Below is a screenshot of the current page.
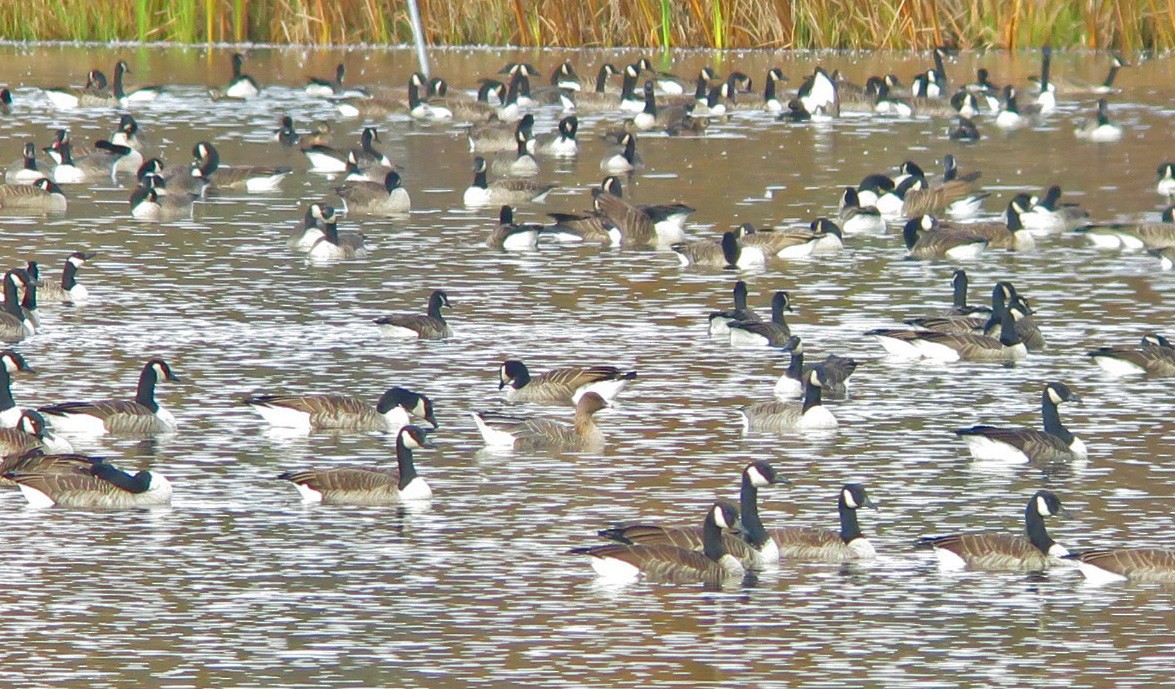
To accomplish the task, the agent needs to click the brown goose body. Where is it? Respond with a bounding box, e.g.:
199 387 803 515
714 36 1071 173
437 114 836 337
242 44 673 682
499 360 636 405
472 392 607 451
374 290 453 340
277 426 434 505
1066 548 1175 584
918 490 1070 572
3 450 173 508
1088 335 1175 377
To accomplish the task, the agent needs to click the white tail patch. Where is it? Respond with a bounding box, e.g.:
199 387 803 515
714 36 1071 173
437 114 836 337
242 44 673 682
17 484 57 508
962 435 1030 463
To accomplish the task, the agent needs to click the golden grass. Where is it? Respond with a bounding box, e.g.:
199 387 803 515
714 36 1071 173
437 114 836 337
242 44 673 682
0 0 1172 50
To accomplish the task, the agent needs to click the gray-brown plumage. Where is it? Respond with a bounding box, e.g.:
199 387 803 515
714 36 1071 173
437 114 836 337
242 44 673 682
192 141 291 191
917 490 1071 572
373 290 453 340
542 208 618 246
244 386 437 433
571 500 746 584
1088 334 1175 377
591 185 657 248
0 411 73 465
898 169 983 217
498 359 636 405
2 450 173 508
463 156 555 207
1065 548 1175 583
941 199 1034 250
276 425 434 505
31 251 93 304
869 306 1029 363
1078 206 1175 251
728 291 791 347
771 484 877 562
335 171 410 216
0 270 35 342
741 368 838 432
736 222 828 258
772 336 857 400
468 113 534 154
471 391 607 451
955 382 1087 463
485 205 540 251
0 178 68 213
980 284 1045 351
902 215 989 260
37 359 180 436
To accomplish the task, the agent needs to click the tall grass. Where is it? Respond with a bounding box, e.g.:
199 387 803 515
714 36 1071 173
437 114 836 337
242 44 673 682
0 0 1171 49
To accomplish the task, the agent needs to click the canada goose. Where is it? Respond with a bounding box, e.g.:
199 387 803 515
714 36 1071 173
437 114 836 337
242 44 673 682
758 68 787 113
796 67 839 118
42 137 128 184
600 132 639 173
917 490 1071 572
38 359 180 436
498 359 636 405
980 283 1045 351
111 59 162 102
108 114 149 168
135 157 207 199
0 178 68 214
533 115 579 158
0 410 74 458
729 291 792 347
3 451 173 508
486 205 540 251
374 290 452 340
902 215 988 260
671 231 766 270
1059 54 1127 96
245 386 437 433
216 52 260 99
274 115 300 146
129 178 198 222
855 172 896 208
902 268 990 333
7 142 45 183
1064 547 1175 584
896 170 984 219
193 141 291 192
944 269 991 317
463 156 555 207
737 220 842 259
629 80 694 132
634 57 693 96
570 500 745 585
304 63 366 99
541 208 620 246
335 170 410 217
0 271 34 342
406 72 453 121
598 462 785 568
303 126 391 173
490 127 540 178
838 187 885 234
43 69 113 109
468 113 534 154
1032 46 1058 114
33 251 93 305
307 216 368 261
0 349 34 426
1076 206 1175 251
11 267 38 334
949 116 981 142
1088 334 1175 377
708 280 760 336
555 64 621 114
277 425 435 505
994 86 1038 130
772 484 877 562
740 368 837 432
590 176 691 247
471 391 607 451
773 336 857 400
1157 163 1175 200
956 382 1087 463
937 200 1034 251
869 306 1028 363
1019 186 1090 234
1074 99 1123 143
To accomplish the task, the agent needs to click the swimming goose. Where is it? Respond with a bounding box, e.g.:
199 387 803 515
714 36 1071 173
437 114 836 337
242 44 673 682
304 63 366 98
42 137 128 184
498 359 636 405
1022 185 1091 232
490 127 540 178
245 386 436 433
0 178 68 214
472 391 607 451
671 231 766 270
944 269 992 317
773 336 857 400
956 382 1087 463
0 349 34 426
274 115 300 146
796 67 840 119
277 425 435 505
902 215 988 260
541 208 620 246
729 291 793 347
0 410 74 457
463 156 555 207
33 251 93 305
897 170 984 219
0 271 35 342
838 187 885 235
772 484 877 562
869 306 1028 363
11 268 38 334
307 216 369 261
949 116 982 142
43 69 112 109
1088 334 1175 377
1157 163 1175 200
572 500 744 585
4 450 173 508
937 200 1034 251
917 490 1071 572
1064 547 1175 584
740 368 837 432
737 220 843 258
468 113 534 154
335 170 411 216
994 86 1037 130
598 462 785 568
7 142 45 184
1032 46 1058 114
980 283 1045 351
129 177 198 222
193 141 292 192
303 126 391 173
405 72 454 121
485 205 540 251
708 280 760 336
38 359 180 436
599 132 640 173
216 52 260 99
1074 99 1123 143
634 57 693 96
533 115 579 158
111 59 162 103
1077 206 1175 251
373 290 452 340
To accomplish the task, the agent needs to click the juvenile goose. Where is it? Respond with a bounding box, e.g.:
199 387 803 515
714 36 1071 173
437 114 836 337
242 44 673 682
671 231 766 270
193 141 292 192
707 280 760 336
1087 334 1175 377
463 156 555 207
598 462 785 568
498 360 636 405
0 178 68 214
3 451 173 508
728 291 792 347
771 484 877 562
868 307 1028 363
956 382 1087 463
772 336 857 400
245 386 436 433
335 170 411 216
740 368 837 433
902 215 989 260
1064 547 1175 584
0 410 74 457
917 490 1071 572
34 251 93 305
486 205 541 251
0 349 35 426
373 290 452 340
277 425 435 505
571 500 745 584
216 52 260 99
0 271 35 342
472 391 607 451
38 359 180 436
1074 98 1123 143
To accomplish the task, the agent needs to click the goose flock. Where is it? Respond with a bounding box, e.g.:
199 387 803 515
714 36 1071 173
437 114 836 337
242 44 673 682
0 46 1172 597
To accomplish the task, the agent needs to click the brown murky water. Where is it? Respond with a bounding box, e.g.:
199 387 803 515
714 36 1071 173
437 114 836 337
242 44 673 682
0 44 1172 687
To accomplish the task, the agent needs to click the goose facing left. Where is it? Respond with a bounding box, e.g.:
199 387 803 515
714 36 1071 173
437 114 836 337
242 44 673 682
37 359 180 436
0 270 35 342
3 451 173 508
498 359 636 405
955 382 1087 463
244 386 437 433
277 425 435 505
0 349 35 427
917 490 1071 572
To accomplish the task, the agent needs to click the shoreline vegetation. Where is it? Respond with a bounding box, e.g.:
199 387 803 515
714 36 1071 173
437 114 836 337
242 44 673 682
2 1 1173 51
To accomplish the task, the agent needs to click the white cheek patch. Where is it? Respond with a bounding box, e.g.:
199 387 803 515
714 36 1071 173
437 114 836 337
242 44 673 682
747 465 769 487
1036 495 1051 516
1047 387 1063 404
843 489 858 509
713 506 731 529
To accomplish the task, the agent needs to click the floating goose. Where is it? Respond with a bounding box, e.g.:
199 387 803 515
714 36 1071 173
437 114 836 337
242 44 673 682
741 368 837 432
955 382 1087 463
471 392 607 451
373 290 453 340
771 484 876 562
38 359 180 436
244 386 437 433
498 360 636 405
3 450 172 508
917 490 1071 572
277 425 435 505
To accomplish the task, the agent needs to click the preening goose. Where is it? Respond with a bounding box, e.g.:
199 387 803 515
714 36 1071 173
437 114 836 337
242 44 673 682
277 425 435 505
3 450 173 508
498 360 636 405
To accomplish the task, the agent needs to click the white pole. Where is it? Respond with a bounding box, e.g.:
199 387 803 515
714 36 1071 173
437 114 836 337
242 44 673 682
406 0 430 79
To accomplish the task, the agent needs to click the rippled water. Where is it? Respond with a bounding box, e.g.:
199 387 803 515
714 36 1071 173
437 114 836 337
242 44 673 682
0 45 1172 686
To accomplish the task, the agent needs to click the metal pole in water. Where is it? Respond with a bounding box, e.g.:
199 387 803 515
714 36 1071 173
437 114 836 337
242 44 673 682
406 0 430 80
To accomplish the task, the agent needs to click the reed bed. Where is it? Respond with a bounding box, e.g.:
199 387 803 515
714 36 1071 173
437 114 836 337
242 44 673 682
1 0 1172 50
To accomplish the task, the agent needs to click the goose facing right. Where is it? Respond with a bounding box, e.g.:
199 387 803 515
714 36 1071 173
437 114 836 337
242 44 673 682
772 336 857 400
498 360 636 405
918 490 1071 572
3 451 173 508
244 386 437 433
35 251 95 304
741 368 837 433
277 425 435 505
771 484 877 562
37 359 180 436
955 382 1087 463
728 290 792 347
335 170 411 216
0 349 36 427
471 391 607 451
373 290 453 340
